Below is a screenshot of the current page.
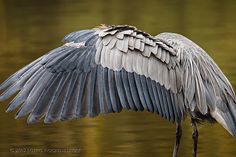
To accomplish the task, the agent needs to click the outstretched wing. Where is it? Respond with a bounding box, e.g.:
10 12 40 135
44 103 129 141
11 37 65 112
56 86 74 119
0 25 186 124
155 32 236 136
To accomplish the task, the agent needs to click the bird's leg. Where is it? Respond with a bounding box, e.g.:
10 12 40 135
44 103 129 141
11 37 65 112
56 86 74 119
191 119 198 157
172 123 182 157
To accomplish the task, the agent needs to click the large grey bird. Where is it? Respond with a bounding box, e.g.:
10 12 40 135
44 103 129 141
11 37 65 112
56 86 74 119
0 25 236 157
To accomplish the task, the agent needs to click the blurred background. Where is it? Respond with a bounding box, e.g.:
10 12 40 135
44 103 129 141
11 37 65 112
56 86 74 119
0 0 236 157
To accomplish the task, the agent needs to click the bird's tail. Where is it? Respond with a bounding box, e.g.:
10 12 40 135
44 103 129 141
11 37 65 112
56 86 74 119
211 96 236 137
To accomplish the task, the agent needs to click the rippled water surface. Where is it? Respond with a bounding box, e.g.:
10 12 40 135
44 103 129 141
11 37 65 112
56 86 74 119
1 0 236 157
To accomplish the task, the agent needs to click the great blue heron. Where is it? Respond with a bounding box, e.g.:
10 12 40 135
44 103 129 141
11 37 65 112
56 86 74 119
0 25 235 157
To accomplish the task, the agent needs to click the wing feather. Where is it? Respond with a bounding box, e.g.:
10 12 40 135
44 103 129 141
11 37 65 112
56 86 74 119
140 75 154 112
114 71 129 109
134 73 148 110
44 72 71 123
6 67 45 112
27 73 62 123
127 72 143 111
15 71 54 119
121 70 136 110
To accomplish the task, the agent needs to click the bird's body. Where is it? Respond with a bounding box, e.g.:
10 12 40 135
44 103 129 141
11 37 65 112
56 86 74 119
0 25 236 157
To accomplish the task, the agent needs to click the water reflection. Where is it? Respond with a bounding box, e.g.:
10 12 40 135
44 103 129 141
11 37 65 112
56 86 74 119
0 0 236 157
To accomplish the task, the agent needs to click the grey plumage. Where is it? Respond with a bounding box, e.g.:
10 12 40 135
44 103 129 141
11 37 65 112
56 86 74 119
151 81 162 116
134 73 148 110
127 72 143 111
60 71 79 120
114 71 129 109
1 25 236 154
140 75 154 112
45 72 71 123
121 70 136 110
108 69 122 112
146 78 157 113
